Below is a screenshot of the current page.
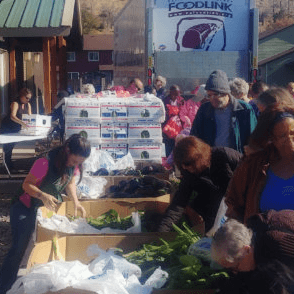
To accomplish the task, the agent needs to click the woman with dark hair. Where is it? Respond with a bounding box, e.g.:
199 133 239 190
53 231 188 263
1 88 33 170
244 88 294 156
226 90 294 223
157 136 242 232
0 134 91 294
249 80 269 117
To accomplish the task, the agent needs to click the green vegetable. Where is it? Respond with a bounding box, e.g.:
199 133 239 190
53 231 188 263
124 222 230 289
86 209 144 231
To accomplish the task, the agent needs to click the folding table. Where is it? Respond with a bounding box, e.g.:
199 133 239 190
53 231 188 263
0 133 47 177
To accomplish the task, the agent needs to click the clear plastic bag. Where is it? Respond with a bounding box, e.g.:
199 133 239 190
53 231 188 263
77 176 108 199
206 197 228 237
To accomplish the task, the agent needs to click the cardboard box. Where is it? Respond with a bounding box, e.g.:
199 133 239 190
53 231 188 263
64 98 100 118
100 142 128 159
100 122 128 141
128 122 162 139
20 114 52 135
65 117 100 141
129 143 162 160
26 232 211 294
128 97 165 122
36 194 172 242
100 98 128 121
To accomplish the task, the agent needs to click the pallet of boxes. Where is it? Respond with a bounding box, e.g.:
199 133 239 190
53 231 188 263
13 93 221 294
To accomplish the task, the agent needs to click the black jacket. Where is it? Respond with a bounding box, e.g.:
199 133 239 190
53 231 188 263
157 147 242 232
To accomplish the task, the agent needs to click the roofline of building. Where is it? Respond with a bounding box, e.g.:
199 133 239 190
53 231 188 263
259 46 294 66
259 23 294 40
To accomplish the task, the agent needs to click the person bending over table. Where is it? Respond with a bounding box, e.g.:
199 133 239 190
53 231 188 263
0 134 91 294
225 97 294 223
157 136 242 233
0 88 32 170
211 210 294 294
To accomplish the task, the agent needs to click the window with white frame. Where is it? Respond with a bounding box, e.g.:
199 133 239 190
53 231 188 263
68 72 79 80
88 51 99 62
67 52 76 62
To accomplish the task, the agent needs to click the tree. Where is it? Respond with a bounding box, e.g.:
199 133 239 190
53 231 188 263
81 9 103 34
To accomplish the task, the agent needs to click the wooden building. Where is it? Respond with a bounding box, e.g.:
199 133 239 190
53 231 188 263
258 24 294 86
67 34 114 93
0 0 83 116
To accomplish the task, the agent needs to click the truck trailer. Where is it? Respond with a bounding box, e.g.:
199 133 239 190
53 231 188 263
113 0 259 92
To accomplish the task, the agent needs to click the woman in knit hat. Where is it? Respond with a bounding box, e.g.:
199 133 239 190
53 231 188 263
211 210 294 294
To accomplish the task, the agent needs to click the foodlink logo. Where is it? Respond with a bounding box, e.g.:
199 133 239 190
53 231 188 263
169 1 232 12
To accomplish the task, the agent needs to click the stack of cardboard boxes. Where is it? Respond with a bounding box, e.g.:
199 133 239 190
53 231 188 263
64 93 166 161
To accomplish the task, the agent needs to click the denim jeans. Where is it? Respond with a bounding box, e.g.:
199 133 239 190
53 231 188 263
0 201 37 294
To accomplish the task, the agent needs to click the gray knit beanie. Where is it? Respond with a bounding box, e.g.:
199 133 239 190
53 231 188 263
205 70 231 94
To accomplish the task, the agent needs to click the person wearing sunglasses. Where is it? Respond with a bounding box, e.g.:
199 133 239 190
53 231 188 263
190 70 257 154
211 210 294 294
0 88 32 171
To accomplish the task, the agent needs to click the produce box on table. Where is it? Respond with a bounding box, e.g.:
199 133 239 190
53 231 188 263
36 194 174 242
25 228 213 294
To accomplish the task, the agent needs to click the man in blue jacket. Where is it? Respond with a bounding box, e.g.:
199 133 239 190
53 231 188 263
190 70 257 153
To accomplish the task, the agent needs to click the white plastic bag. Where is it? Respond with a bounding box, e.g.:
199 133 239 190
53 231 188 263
8 261 93 294
113 152 135 170
144 267 168 289
87 245 142 278
37 211 142 235
83 147 101 173
206 197 228 237
77 176 108 199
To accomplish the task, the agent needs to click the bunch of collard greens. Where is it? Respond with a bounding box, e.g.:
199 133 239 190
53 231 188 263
123 223 230 290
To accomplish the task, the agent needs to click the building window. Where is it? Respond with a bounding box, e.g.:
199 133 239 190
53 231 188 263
88 51 99 62
67 52 76 62
68 72 79 80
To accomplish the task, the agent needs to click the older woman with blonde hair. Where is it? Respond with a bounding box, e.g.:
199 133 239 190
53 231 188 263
154 75 167 100
157 136 242 232
229 78 250 103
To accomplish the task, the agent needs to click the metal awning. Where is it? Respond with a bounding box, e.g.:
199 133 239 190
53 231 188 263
0 0 78 37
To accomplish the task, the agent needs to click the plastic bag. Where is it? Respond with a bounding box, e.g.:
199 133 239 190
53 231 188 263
83 147 101 173
7 260 93 294
37 211 141 235
163 115 182 139
187 237 213 264
206 198 228 237
77 176 108 199
87 245 142 278
144 267 168 289
166 104 179 116
113 152 135 170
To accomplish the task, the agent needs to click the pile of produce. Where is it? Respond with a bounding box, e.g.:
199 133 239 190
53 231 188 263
85 209 192 233
90 165 167 176
102 175 171 198
87 209 144 231
123 223 230 290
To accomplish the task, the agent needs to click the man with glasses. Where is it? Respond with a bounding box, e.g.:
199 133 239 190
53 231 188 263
190 70 257 153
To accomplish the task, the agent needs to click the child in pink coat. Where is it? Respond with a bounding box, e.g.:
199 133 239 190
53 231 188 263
179 85 206 129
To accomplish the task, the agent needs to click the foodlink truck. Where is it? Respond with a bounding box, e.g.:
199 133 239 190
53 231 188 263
113 0 259 92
